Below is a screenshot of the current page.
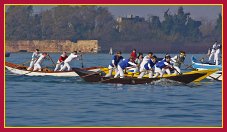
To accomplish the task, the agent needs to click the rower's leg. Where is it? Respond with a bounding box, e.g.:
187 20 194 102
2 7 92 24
173 66 181 74
138 71 145 78
119 66 124 78
114 66 121 78
27 60 35 70
154 67 161 78
209 52 214 62
105 68 113 77
148 70 154 78
65 63 71 71
54 63 60 71
60 64 67 71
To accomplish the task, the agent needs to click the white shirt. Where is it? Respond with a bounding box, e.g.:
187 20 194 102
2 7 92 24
64 53 78 63
31 52 41 61
211 43 217 53
35 54 46 64
140 55 150 68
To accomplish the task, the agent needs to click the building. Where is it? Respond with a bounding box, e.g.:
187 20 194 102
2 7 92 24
116 14 145 32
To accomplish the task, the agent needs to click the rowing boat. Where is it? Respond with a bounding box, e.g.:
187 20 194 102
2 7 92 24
191 56 222 70
5 61 102 77
73 68 217 84
191 56 222 81
100 67 217 82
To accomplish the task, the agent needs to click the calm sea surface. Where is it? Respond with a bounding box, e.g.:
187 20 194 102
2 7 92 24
5 53 222 127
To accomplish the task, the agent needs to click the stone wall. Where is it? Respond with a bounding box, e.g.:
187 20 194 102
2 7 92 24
5 40 99 53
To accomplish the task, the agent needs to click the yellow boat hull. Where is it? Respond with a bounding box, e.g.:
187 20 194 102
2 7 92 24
100 68 218 82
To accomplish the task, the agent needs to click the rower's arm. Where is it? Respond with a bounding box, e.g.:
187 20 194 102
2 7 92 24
128 62 137 67
164 62 173 68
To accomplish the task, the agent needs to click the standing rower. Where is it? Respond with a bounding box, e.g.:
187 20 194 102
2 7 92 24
134 53 143 72
33 53 48 71
60 51 79 71
138 56 157 78
54 52 68 71
27 49 42 70
105 51 123 77
114 57 137 78
208 41 217 63
214 43 221 65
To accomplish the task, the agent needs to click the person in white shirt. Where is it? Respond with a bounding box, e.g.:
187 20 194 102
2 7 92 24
27 49 42 70
208 41 217 62
105 51 123 77
33 53 48 71
139 52 153 72
153 55 173 78
54 52 68 71
60 51 79 71
171 51 186 74
138 56 157 78
214 44 221 65
114 57 137 78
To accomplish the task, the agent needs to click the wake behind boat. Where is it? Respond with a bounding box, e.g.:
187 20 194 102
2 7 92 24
5 61 102 77
73 68 217 85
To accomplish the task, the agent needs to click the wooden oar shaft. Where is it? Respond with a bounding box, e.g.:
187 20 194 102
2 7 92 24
48 54 56 66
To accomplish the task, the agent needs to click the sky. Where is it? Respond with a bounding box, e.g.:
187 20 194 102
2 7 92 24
32 5 222 21
106 6 222 21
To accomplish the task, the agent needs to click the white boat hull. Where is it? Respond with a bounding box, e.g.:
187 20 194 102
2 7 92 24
5 66 100 77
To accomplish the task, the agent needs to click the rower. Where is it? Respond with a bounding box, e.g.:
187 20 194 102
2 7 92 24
60 51 79 71
153 54 173 78
54 52 68 71
114 57 137 78
33 53 48 71
214 43 221 65
208 41 217 63
27 49 42 70
134 53 143 72
171 51 186 74
138 55 157 78
139 52 153 73
105 51 123 77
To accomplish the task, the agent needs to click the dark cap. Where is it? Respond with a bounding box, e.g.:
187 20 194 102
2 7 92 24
165 54 171 58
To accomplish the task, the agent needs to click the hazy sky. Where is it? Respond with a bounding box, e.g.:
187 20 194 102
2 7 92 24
32 5 222 21
106 6 222 21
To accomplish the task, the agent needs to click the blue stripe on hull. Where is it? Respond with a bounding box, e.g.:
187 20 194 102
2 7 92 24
191 56 222 70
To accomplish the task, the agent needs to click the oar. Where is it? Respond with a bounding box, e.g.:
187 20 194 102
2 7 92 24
172 66 182 75
9 60 31 71
80 71 102 78
185 55 208 70
208 74 222 81
182 63 197 70
47 54 56 66
80 54 84 68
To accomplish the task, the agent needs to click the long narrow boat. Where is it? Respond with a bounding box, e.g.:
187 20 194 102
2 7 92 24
73 68 217 84
191 56 222 70
5 62 102 77
100 67 217 82
191 56 222 81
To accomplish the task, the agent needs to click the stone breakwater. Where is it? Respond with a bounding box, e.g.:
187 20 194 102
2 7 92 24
6 40 99 53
